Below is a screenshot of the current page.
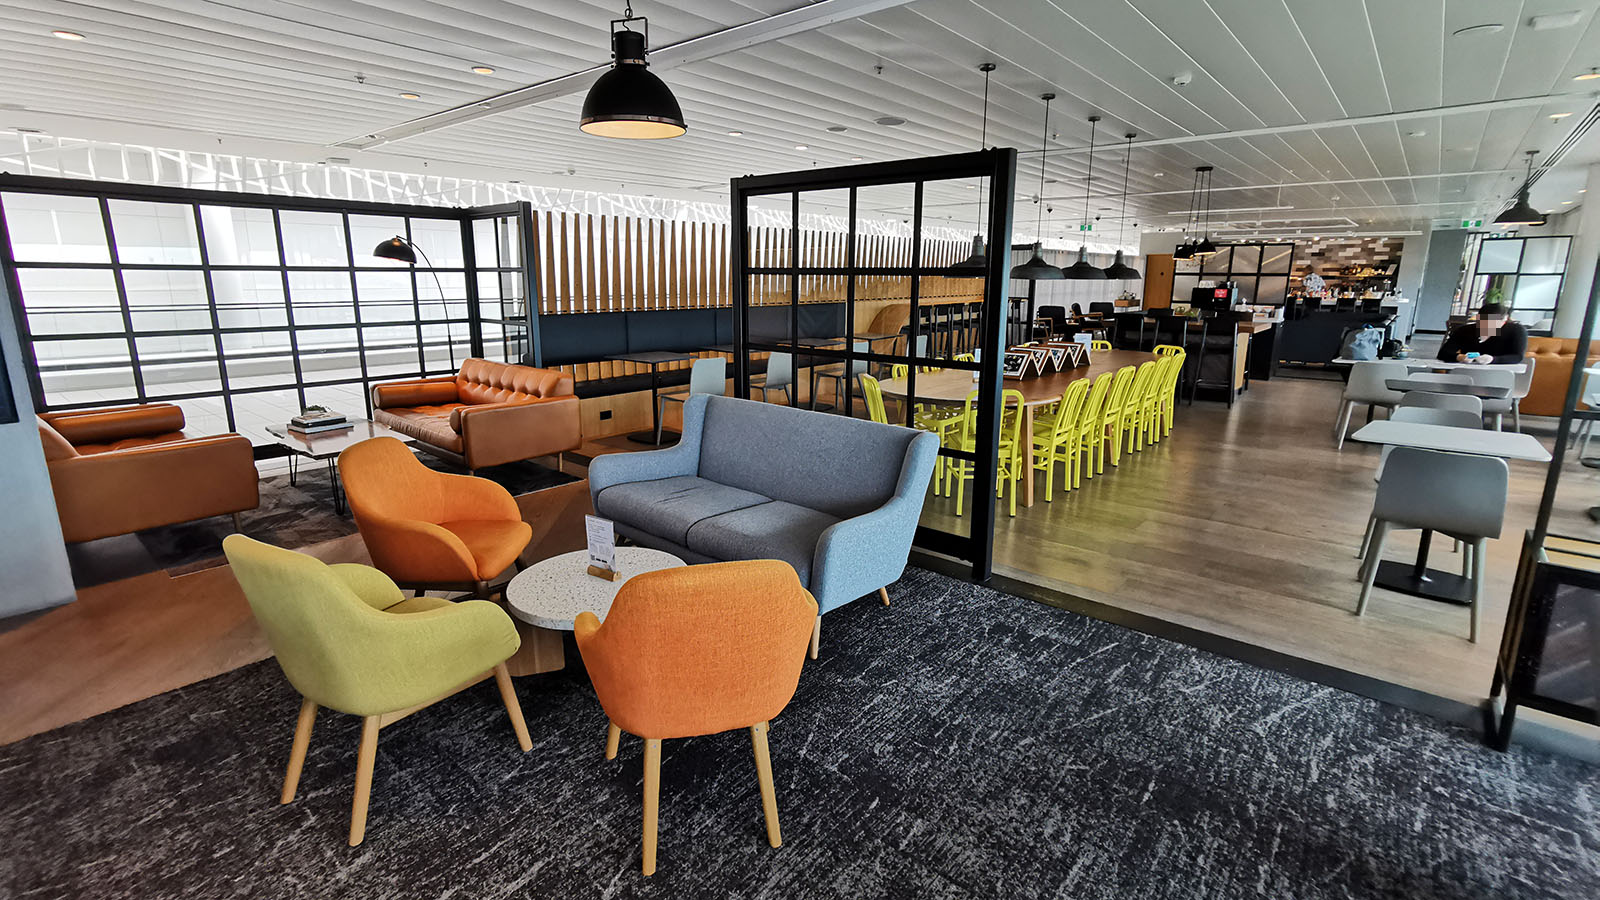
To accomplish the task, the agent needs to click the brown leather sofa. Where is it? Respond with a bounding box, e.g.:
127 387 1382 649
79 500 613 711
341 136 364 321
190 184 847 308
36 404 259 543
371 358 581 471
1522 337 1600 417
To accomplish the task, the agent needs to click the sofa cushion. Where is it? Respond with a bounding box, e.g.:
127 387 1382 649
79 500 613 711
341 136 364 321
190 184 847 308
73 431 192 455
685 500 839 587
456 358 574 404
373 407 465 452
696 395 917 519
594 475 771 546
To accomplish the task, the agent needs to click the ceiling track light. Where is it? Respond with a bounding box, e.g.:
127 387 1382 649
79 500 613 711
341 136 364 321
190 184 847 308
1103 132 1141 281
579 3 686 139
951 62 996 278
1493 150 1547 227
1011 93 1065 281
1063 116 1106 280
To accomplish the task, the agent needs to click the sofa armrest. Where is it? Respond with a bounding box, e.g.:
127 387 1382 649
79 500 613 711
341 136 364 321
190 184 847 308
372 377 459 410
47 434 259 542
432 468 523 523
332 599 521 717
43 403 185 444
587 394 710 500
352 515 482 585
453 396 581 469
809 430 939 613
328 563 407 611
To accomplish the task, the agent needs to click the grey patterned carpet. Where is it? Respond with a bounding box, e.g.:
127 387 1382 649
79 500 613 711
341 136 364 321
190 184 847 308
2 568 1595 899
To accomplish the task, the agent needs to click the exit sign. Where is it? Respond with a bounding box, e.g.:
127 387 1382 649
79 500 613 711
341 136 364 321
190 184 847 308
1461 219 1483 228
1079 223 1092 231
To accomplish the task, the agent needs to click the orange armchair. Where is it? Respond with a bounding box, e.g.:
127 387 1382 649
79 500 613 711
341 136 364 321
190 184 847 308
338 437 532 597
575 560 817 876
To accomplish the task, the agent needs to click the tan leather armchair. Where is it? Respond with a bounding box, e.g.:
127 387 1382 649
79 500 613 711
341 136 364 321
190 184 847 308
1522 337 1600 417
371 358 581 471
37 404 259 542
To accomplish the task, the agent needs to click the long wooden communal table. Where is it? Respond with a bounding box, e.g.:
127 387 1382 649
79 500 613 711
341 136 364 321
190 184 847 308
879 349 1156 509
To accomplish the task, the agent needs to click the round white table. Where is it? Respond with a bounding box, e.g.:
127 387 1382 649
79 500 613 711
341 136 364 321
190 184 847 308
500 548 685 675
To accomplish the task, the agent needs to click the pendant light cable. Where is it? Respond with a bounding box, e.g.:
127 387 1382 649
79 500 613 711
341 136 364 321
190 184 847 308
975 63 994 232
1036 94 1053 238
1081 116 1099 232
1117 132 1133 251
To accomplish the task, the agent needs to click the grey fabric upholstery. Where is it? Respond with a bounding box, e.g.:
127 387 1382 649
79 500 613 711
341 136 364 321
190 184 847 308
1398 391 1483 417
686 500 840 586
593 475 770 545
697 395 915 519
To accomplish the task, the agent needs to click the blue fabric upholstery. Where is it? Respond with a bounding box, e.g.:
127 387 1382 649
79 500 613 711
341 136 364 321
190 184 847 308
593 475 771 546
686 500 840 586
588 394 940 619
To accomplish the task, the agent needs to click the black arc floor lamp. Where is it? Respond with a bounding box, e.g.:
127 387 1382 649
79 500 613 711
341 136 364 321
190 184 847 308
375 236 457 370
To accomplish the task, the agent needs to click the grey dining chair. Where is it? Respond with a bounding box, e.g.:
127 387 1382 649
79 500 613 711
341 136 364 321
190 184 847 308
1504 357 1536 431
751 352 794 405
1358 407 1485 554
1335 360 1412 449
1469 367 1519 431
1356 447 1508 642
1397 390 1483 418
811 341 869 412
656 357 726 443
1576 372 1600 456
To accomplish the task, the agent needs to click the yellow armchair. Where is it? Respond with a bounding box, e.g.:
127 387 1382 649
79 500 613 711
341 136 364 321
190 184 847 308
222 535 532 846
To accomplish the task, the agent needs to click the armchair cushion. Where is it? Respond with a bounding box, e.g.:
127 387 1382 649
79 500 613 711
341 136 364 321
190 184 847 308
372 377 459 410
438 519 534 578
685 500 839 586
594 475 770 546
41 403 186 445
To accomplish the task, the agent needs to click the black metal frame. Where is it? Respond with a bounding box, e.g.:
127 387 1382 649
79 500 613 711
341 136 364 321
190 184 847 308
729 149 1017 580
1178 241 1296 307
0 175 534 433
1464 234 1572 332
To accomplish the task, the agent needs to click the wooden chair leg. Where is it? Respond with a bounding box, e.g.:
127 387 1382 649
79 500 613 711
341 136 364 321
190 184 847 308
606 721 621 760
493 663 532 751
348 716 380 847
642 738 662 876
808 615 821 660
750 721 782 848
281 696 317 804
878 587 890 607
231 512 244 533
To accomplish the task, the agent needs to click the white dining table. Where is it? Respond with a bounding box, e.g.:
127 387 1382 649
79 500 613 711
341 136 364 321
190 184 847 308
1332 357 1527 373
1349 420 1551 461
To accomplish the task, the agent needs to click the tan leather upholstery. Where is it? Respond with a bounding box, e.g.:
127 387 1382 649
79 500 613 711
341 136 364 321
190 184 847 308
1523 337 1600 417
370 359 581 470
37 404 259 542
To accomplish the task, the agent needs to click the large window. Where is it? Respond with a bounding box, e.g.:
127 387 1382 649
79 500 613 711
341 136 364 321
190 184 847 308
1464 235 1571 333
0 180 532 443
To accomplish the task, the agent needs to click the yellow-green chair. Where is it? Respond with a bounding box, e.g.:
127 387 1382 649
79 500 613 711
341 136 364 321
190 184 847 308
1157 350 1185 436
1098 365 1138 470
858 373 889 424
1138 356 1174 446
1033 378 1090 501
948 388 1026 517
1153 344 1184 357
221 534 532 846
1119 361 1161 454
1073 372 1115 487
1090 339 1112 352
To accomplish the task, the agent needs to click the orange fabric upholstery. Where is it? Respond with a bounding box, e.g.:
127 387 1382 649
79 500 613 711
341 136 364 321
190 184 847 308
370 359 580 469
36 404 258 543
575 560 817 739
337 436 532 588
1523 337 1600 417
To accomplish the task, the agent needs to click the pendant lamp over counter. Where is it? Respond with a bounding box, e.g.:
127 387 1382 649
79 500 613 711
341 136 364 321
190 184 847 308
1102 133 1141 281
1011 93 1065 280
1494 150 1547 227
1191 165 1219 258
579 4 686 139
951 62 998 277
1062 115 1106 280
1173 168 1199 260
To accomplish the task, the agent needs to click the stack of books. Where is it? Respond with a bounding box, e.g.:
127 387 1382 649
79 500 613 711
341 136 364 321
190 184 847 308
288 410 352 436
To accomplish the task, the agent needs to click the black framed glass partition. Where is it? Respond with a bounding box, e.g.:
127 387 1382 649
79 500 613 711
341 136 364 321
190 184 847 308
0 175 533 443
729 149 1017 578
1176 241 1296 307
1465 235 1572 333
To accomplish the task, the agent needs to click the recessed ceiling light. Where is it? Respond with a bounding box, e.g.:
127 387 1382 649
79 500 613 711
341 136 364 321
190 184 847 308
794 144 808 150
1407 130 1427 137
1577 68 1600 81
1331 196 1341 201
399 92 421 99
827 125 848 133
1452 23 1505 36
471 65 495 75
850 156 864 161
1152 172 1163 177
726 130 743 136
1562 200 1574 204
1551 112 1574 119
874 116 906 126
51 30 84 40
1582 189 1589 193
14 127 44 134
1530 11 1583 31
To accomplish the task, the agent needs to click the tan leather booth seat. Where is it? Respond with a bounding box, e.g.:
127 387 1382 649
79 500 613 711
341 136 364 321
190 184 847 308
1522 337 1600 417
37 404 259 543
371 358 581 471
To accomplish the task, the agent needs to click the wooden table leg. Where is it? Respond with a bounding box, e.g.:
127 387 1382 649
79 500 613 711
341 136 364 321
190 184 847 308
504 618 567 676
1020 404 1036 508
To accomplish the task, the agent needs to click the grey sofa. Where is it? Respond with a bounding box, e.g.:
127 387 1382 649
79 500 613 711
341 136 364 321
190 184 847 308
588 394 940 656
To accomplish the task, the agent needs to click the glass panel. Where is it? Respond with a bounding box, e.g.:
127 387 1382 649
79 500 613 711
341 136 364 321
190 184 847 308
287 271 354 325
1201 246 1231 274
474 218 500 269
362 325 421 376
278 210 349 266
1477 239 1523 274
349 214 408 268
124 269 210 331
232 388 304 443
136 335 221 395
1258 275 1289 306
17 268 122 335
295 328 360 382
222 331 296 389
419 271 467 322
1231 244 1261 273
1234 278 1258 305
37 337 135 405
302 383 367 420
213 270 287 329
1261 244 1293 274
171 396 230 436
108 199 200 264
200 206 279 266
410 217 467 269
355 270 415 323
1521 237 1570 274
1514 274 1562 317
3 193 110 262
1172 274 1200 308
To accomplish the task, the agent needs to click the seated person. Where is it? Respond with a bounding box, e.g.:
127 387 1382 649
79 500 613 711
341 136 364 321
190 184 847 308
1070 302 1084 316
1438 302 1527 365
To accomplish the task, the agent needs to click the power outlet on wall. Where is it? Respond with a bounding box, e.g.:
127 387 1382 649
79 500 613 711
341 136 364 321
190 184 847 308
599 409 613 420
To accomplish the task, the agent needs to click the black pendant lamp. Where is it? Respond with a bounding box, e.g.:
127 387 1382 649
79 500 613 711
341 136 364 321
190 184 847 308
1494 150 1547 227
1103 133 1141 280
1173 168 1199 260
1191 165 1219 258
579 4 686 139
1011 93 1065 280
951 63 997 277
1063 116 1107 279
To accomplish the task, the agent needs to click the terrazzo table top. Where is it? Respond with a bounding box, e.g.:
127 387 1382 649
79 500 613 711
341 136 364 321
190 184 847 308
504 548 685 631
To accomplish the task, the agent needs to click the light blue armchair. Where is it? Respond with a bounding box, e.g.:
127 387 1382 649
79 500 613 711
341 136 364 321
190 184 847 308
589 394 939 657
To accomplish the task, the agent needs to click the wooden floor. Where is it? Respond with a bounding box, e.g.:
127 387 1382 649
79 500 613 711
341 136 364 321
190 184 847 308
921 371 1596 707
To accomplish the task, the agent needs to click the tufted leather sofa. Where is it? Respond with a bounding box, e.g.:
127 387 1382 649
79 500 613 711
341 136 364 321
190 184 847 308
1522 337 1600 417
371 358 581 471
37 404 259 542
